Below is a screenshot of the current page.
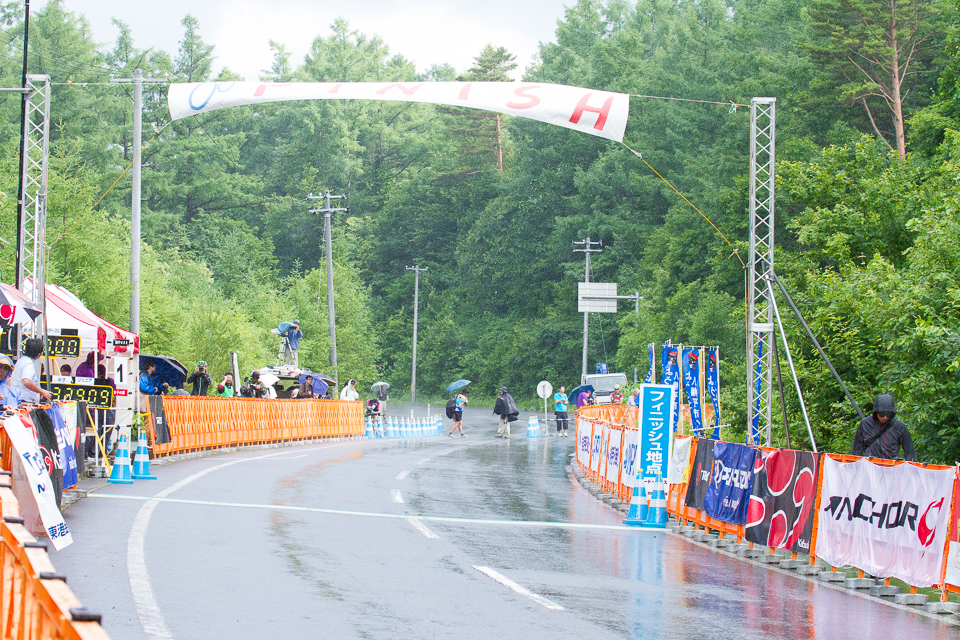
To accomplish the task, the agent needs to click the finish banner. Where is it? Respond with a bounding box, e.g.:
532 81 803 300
704 442 757 525
944 472 960 588
168 81 630 142
815 457 955 586
745 449 818 553
684 438 715 511
706 347 721 439
637 384 675 484
681 347 704 436
661 343 681 432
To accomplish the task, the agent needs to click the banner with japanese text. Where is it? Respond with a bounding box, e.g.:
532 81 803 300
644 344 655 384
660 344 681 433
2 416 73 550
168 81 630 142
668 435 693 485
704 442 757 525
745 449 818 553
816 457 954 586
706 347 721 439
681 347 704 436
636 384 675 487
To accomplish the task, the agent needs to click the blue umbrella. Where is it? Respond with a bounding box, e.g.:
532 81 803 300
140 355 188 390
298 373 329 397
569 384 595 406
446 379 471 393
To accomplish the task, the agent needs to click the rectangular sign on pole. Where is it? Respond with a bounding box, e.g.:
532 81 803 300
578 282 618 313
636 384 675 487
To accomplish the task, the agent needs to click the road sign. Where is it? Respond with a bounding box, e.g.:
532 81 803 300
578 282 618 312
537 380 553 399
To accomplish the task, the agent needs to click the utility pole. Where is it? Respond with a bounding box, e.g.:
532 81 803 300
406 265 427 403
112 69 163 335
573 237 602 380
308 191 348 389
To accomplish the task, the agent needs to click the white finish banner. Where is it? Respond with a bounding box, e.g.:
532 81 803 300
2 416 73 550
168 81 630 142
815 457 954 586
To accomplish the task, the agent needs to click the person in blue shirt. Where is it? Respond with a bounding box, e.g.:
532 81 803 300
284 320 303 368
554 386 569 437
0 354 22 410
448 389 469 437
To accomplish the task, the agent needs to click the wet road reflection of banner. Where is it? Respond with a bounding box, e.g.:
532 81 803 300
816 457 954 586
703 442 757 525
745 449 818 553
685 438 715 510
637 384 675 484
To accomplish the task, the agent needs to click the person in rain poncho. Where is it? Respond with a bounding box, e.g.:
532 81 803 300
851 394 915 461
494 386 519 439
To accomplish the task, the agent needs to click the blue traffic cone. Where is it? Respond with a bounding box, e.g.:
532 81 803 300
131 428 157 480
525 416 539 438
624 482 649 525
108 426 134 485
642 480 668 528
365 417 374 438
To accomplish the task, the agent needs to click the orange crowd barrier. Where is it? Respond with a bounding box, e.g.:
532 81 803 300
151 397 364 458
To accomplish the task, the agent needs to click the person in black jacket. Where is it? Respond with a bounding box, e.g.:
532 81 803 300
187 361 212 396
493 386 519 439
851 394 916 461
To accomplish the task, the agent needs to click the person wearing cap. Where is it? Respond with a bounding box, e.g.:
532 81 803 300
610 384 624 405
0 354 22 409
493 386 519 439
851 394 915 461
11 338 53 404
339 379 359 401
187 361 212 396
284 320 303 368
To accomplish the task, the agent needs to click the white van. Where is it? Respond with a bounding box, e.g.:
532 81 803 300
581 372 628 404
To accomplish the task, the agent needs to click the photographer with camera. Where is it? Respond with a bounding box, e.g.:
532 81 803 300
241 370 267 398
187 360 213 396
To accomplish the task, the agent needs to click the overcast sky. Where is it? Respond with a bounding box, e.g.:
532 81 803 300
38 0 572 80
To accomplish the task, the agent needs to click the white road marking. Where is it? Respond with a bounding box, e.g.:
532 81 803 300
396 470 410 480
391 489 404 503
473 566 564 610
408 517 439 539
93 493 649 532
121 447 350 639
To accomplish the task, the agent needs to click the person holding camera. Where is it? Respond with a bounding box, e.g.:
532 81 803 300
187 361 212 396
242 371 267 398
284 320 302 368
11 337 53 404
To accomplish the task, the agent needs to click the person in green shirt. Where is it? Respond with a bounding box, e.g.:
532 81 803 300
218 374 236 397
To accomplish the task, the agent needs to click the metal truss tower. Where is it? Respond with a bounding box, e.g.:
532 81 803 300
747 97 776 446
16 73 51 333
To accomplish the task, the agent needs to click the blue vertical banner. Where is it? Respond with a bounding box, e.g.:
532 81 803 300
681 347 704 437
703 442 757 525
636 384 675 485
644 343 655 384
660 343 681 432
706 347 721 440
750 337 763 446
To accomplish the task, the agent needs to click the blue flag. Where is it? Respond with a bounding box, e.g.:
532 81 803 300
706 347 721 440
644 344 655 384
750 338 763 446
703 441 757 525
661 343 681 432
681 347 704 437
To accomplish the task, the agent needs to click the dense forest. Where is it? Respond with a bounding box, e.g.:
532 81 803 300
0 0 959 461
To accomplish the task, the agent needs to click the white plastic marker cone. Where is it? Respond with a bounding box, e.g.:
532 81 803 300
365 417 374 438
387 417 397 438
131 427 157 480
642 479 668 528
415 417 423 438
108 426 134 485
402 417 410 438
525 416 540 438
623 482 650 525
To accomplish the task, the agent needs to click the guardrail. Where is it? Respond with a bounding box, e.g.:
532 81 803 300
574 407 960 608
152 396 364 457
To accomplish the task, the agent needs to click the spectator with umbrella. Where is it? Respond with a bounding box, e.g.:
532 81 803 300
372 381 390 416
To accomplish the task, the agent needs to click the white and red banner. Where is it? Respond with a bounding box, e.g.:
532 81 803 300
167 81 630 142
2 416 73 550
815 457 954 586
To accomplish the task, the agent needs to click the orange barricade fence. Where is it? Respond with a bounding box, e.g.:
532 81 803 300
0 428 112 640
574 407 960 602
152 397 364 458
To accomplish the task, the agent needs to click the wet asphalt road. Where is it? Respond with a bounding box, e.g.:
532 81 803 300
53 406 958 639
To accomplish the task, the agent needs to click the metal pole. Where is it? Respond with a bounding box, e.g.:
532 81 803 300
574 237 602 380
324 190 338 389
130 68 142 334
406 265 426 404
771 328 791 449
14 0 29 290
